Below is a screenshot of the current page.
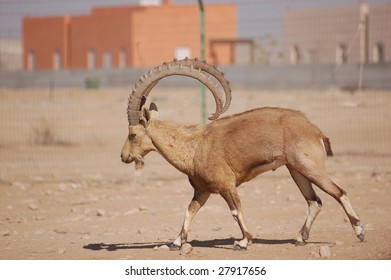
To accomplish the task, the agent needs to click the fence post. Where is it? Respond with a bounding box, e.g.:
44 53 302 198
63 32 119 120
198 0 206 124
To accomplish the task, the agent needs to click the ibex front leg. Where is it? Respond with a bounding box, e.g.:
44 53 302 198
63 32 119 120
220 187 253 250
171 187 210 250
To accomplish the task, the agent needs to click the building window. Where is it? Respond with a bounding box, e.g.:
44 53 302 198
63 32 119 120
372 42 384 63
103 52 112 69
87 48 96 69
289 45 300 65
336 44 348 65
27 50 36 71
53 49 62 70
175 46 191 60
119 48 126 68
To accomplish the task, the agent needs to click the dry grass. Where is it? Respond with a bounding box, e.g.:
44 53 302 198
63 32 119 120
30 118 73 146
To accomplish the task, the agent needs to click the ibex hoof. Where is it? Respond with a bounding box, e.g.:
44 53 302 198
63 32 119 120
169 243 181 251
233 240 247 251
354 222 365 242
295 240 306 247
358 231 365 242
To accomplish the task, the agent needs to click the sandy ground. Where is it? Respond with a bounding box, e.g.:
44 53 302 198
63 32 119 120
0 86 390 260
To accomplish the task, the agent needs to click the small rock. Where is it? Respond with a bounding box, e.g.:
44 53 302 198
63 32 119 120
57 248 66 255
0 229 10 236
96 209 106 217
28 204 38 211
286 195 296 202
212 226 222 231
180 243 193 255
138 206 148 212
53 228 68 234
319 245 331 258
159 245 170 251
124 209 139 216
153 246 160 251
137 228 148 234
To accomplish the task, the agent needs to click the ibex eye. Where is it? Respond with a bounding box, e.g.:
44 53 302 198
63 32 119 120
129 133 136 140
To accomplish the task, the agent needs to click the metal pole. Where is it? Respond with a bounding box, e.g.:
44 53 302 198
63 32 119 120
198 0 206 124
359 3 369 91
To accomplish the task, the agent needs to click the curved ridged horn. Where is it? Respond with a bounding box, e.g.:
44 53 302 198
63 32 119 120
127 58 232 125
171 57 232 115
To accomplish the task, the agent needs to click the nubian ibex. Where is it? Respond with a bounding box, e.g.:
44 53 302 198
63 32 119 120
121 58 364 250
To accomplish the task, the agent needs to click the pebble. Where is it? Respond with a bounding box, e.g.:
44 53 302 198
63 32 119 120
57 248 66 255
28 204 38 211
138 206 148 212
124 209 139 216
0 229 10 236
180 243 193 255
286 195 296 202
319 245 331 258
96 209 106 217
154 244 170 251
53 228 68 234
159 245 169 251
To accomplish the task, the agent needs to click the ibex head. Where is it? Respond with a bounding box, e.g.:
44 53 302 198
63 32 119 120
121 102 158 169
120 58 231 170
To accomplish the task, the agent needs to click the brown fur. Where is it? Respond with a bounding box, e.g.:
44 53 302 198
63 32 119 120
121 105 364 249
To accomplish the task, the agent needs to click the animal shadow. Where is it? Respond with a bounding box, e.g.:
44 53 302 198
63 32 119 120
83 237 298 252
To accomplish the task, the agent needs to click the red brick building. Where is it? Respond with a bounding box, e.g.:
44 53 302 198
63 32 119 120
23 0 237 70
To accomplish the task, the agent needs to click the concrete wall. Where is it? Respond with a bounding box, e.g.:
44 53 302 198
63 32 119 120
284 3 391 65
1 63 390 90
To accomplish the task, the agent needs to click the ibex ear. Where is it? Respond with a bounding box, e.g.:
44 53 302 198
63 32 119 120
140 103 158 128
140 105 150 128
149 102 158 119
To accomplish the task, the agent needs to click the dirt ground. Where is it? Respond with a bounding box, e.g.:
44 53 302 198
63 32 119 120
0 86 390 260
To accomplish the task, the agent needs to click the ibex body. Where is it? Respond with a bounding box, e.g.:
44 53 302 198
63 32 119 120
121 58 364 250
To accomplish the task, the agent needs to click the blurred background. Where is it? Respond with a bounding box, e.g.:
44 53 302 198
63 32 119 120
0 0 390 89
1 1 391 260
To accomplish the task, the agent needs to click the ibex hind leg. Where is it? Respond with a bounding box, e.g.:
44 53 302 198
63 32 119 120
287 166 322 245
316 177 364 241
291 154 365 242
